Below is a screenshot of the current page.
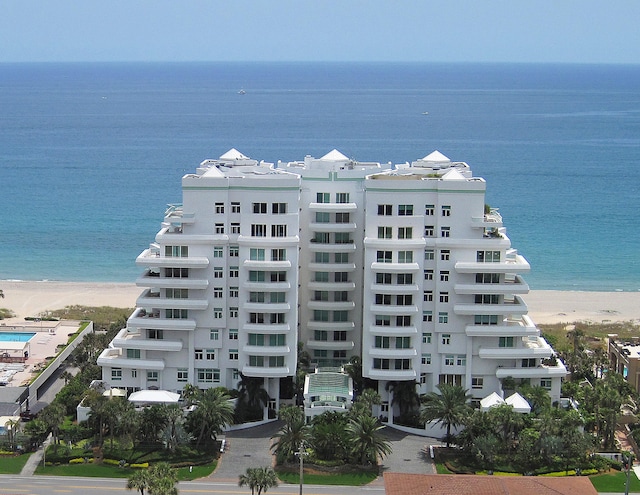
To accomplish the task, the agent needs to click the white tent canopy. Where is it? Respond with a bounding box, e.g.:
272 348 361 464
128 390 180 404
480 392 504 411
103 388 127 398
505 392 532 413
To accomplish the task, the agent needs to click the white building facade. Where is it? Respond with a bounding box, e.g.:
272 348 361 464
98 148 566 415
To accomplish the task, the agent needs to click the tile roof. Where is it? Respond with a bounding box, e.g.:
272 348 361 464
383 473 598 495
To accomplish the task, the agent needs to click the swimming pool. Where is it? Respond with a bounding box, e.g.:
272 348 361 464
0 332 36 342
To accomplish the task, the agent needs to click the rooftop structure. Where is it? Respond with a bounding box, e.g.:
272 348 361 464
608 334 640 394
98 148 566 418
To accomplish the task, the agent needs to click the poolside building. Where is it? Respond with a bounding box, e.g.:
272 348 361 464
98 149 566 417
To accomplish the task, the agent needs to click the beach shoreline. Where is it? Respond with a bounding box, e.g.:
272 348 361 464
1 280 639 326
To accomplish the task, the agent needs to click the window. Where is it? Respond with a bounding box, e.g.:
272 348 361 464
334 233 351 244
215 223 225 234
375 336 390 348
440 249 450 261
423 311 433 322
316 192 330 203
422 332 432 344
210 329 219 340
215 202 224 214
229 349 239 360
395 359 411 370
421 354 432 365
378 204 392 216
425 204 434 215
147 371 158 382
148 329 163 340
522 358 536 368
250 248 265 261
333 331 347 341
165 245 188 257
375 315 390 326
336 192 350 203
166 288 189 299
397 294 413 306
335 253 349 263
229 329 238 340
271 224 287 237
445 355 455 366
438 312 449 324
397 273 413 285
477 250 501 262
456 355 466 366
271 249 286 261
398 227 413 239
316 211 330 223
206 349 216 360
177 369 188 382
314 310 329 322
249 271 265 282
213 308 223 318
229 287 239 298
334 272 348 282
229 307 238 318
475 314 499 325
441 226 450 238
315 271 329 282
195 349 203 360
423 291 433 302
377 250 392 263
424 269 434 281
272 202 287 214
229 246 239 257
269 356 285 367
126 349 140 359
336 212 350 223
375 294 391 305
314 232 330 244
475 294 500 304
270 334 286 346
398 251 413 263
197 368 220 383
314 291 328 301
376 272 392 284
442 205 451 216
424 225 435 237
472 377 484 389
396 315 411 327
269 292 285 303
333 310 348 322
251 224 266 237
271 272 287 283
373 358 390 370
249 356 265 367
111 368 122 380
165 267 188 278
132 369 137 378
231 223 240 234
424 249 435 260
396 336 411 349
229 267 239 278
499 336 514 348
334 291 348 302
315 252 329 263
398 204 413 216
166 309 188 319
249 334 265 346
440 271 449 282
315 330 328 341
213 287 223 298
253 202 267 214
231 202 240 213
476 273 501 284
250 313 265 324
213 247 223 258
439 374 462 386
540 378 552 390
439 292 449 303
441 334 451 345
378 226 392 239
208 266 223 280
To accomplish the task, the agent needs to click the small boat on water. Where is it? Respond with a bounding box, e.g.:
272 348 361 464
238 89 246 95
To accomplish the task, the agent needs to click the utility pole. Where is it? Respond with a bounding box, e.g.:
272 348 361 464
625 451 635 495
295 441 307 495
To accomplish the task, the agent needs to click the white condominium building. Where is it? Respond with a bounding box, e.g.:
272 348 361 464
98 148 566 414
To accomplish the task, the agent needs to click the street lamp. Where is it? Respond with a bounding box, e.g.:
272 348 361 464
294 441 308 495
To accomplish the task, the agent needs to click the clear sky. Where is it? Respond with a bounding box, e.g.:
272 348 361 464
2 0 639 64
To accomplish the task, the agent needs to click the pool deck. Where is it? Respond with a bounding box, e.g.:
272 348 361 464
0 320 81 388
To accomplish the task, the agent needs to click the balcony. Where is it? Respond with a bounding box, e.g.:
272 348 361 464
136 289 209 311
371 262 420 272
97 348 165 370
127 308 196 331
243 302 291 312
364 237 426 248
367 369 416 380
495 361 567 379
455 252 530 274
237 235 300 247
471 209 503 228
371 283 419 294
479 337 553 359
307 281 356 291
242 322 290 333
111 328 183 352
242 345 292 356
465 316 539 337
136 271 209 290
309 202 357 211
243 259 292 270
241 365 290 378
454 295 528 316
306 340 355 350
369 325 418 336
369 304 419 315
308 262 357 272
136 248 209 269
243 281 291 291
454 275 529 295
369 348 417 359
307 300 356 311
306 321 355 331
308 242 357 253
309 222 357 232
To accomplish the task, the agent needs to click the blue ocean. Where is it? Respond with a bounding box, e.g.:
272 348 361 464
1 62 639 291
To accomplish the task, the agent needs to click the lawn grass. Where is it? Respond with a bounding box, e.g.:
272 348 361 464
34 461 216 480
589 470 640 493
0 454 32 474
276 470 378 486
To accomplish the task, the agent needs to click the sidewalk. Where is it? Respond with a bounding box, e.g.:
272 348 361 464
20 434 51 476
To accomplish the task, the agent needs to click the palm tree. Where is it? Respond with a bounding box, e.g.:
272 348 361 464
148 462 178 495
163 403 184 452
271 414 309 464
236 374 270 421
238 466 279 495
385 380 420 420
185 387 234 449
39 401 66 452
346 414 392 466
60 370 74 385
420 383 472 447
126 469 151 495
5 418 20 450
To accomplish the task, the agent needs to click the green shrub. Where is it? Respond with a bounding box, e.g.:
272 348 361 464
69 458 86 464
130 463 149 469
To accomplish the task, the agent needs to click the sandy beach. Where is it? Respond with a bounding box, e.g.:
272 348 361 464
1 280 639 326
